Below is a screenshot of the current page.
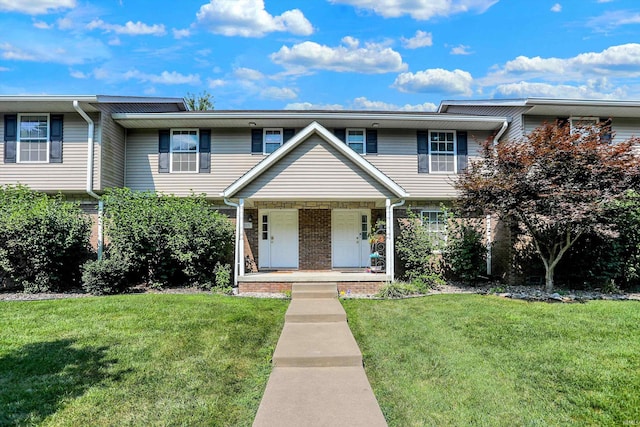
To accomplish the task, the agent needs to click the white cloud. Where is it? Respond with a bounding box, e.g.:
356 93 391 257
173 28 191 39
271 37 407 74
401 30 433 49
392 68 473 95
493 81 627 100
0 0 75 14
93 68 201 85
0 38 109 65
196 0 313 37
285 102 344 110
328 0 498 20
352 97 437 111
587 10 640 31
284 98 436 111
208 78 227 88
551 3 562 12
261 86 297 100
70 69 88 79
450 44 472 55
234 67 264 80
33 20 54 29
485 43 640 86
87 19 166 36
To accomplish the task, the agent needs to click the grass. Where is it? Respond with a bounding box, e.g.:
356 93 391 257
343 294 640 427
0 294 288 426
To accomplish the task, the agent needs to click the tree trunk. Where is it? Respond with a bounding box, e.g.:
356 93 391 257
544 265 555 293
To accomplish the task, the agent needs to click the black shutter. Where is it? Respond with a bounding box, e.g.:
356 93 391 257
4 114 17 163
366 129 377 154
417 130 428 173
49 114 63 163
334 128 346 142
283 128 295 143
158 129 170 173
251 128 263 153
556 117 569 128
199 129 211 173
456 131 468 173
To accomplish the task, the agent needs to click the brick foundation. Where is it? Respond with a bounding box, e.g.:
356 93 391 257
238 281 386 295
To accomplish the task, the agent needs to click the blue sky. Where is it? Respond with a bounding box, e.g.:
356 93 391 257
1 0 639 110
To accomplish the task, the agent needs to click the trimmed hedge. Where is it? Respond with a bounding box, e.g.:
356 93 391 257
0 185 92 293
82 188 234 294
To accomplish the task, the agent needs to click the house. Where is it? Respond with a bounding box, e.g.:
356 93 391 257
2 95 638 292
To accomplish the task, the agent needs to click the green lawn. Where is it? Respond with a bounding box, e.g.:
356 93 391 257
0 294 288 426
343 295 640 427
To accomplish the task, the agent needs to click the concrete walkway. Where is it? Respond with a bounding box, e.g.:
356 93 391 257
253 283 387 427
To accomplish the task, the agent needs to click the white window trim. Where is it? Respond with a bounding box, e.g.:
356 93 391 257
169 128 199 173
428 129 457 174
346 128 366 155
17 113 50 164
569 116 599 135
263 128 284 154
420 209 448 249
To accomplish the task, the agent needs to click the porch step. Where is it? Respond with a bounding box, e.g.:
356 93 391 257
291 283 337 299
285 298 347 323
272 322 362 367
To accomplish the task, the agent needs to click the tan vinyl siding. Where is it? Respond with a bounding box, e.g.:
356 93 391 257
0 112 99 192
367 129 491 199
237 134 392 199
607 117 640 143
125 128 264 196
98 111 126 189
523 115 557 134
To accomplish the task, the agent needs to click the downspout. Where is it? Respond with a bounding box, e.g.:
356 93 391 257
385 198 405 282
73 100 103 261
493 119 509 145
223 197 243 287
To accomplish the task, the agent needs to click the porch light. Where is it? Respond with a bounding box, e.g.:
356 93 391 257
372 123 379 128
249 121 257 127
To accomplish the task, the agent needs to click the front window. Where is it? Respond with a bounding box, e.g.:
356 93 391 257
421 209 447 245
429 130 456 173
570 117 599 137
264 128 283 154
347 129 365 154
171 129 198 172
18 114 49 163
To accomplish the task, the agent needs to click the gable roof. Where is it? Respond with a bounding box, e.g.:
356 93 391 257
221 121 408 199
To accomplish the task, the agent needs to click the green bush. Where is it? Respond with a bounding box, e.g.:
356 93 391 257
0 185 92 293
376 281 419 298
82 258 130 295
443 214 487 282
101 188 234 289
395 208 443 283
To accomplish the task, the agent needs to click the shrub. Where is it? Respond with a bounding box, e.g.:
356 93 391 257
101 188 234 288
82 258 130 295
395 208 443 283
443 214 487 282
376 281 419 299
0 185 92 293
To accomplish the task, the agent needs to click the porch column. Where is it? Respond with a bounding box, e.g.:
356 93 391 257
238 198 245 277
486 214 492 276
385 199 394 280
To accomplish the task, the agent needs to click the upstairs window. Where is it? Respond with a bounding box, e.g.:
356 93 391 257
18 114 49 163
264 128 283 154
346 129 365 154
429 130 456 173
171 129 198 173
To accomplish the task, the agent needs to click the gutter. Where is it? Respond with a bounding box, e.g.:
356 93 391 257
73 100 103 261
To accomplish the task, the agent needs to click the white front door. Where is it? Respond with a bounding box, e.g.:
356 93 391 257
259 210 299 269
332 210 370 268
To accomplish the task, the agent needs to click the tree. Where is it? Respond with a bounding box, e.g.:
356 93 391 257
455 121 640 292
184 90 214 111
